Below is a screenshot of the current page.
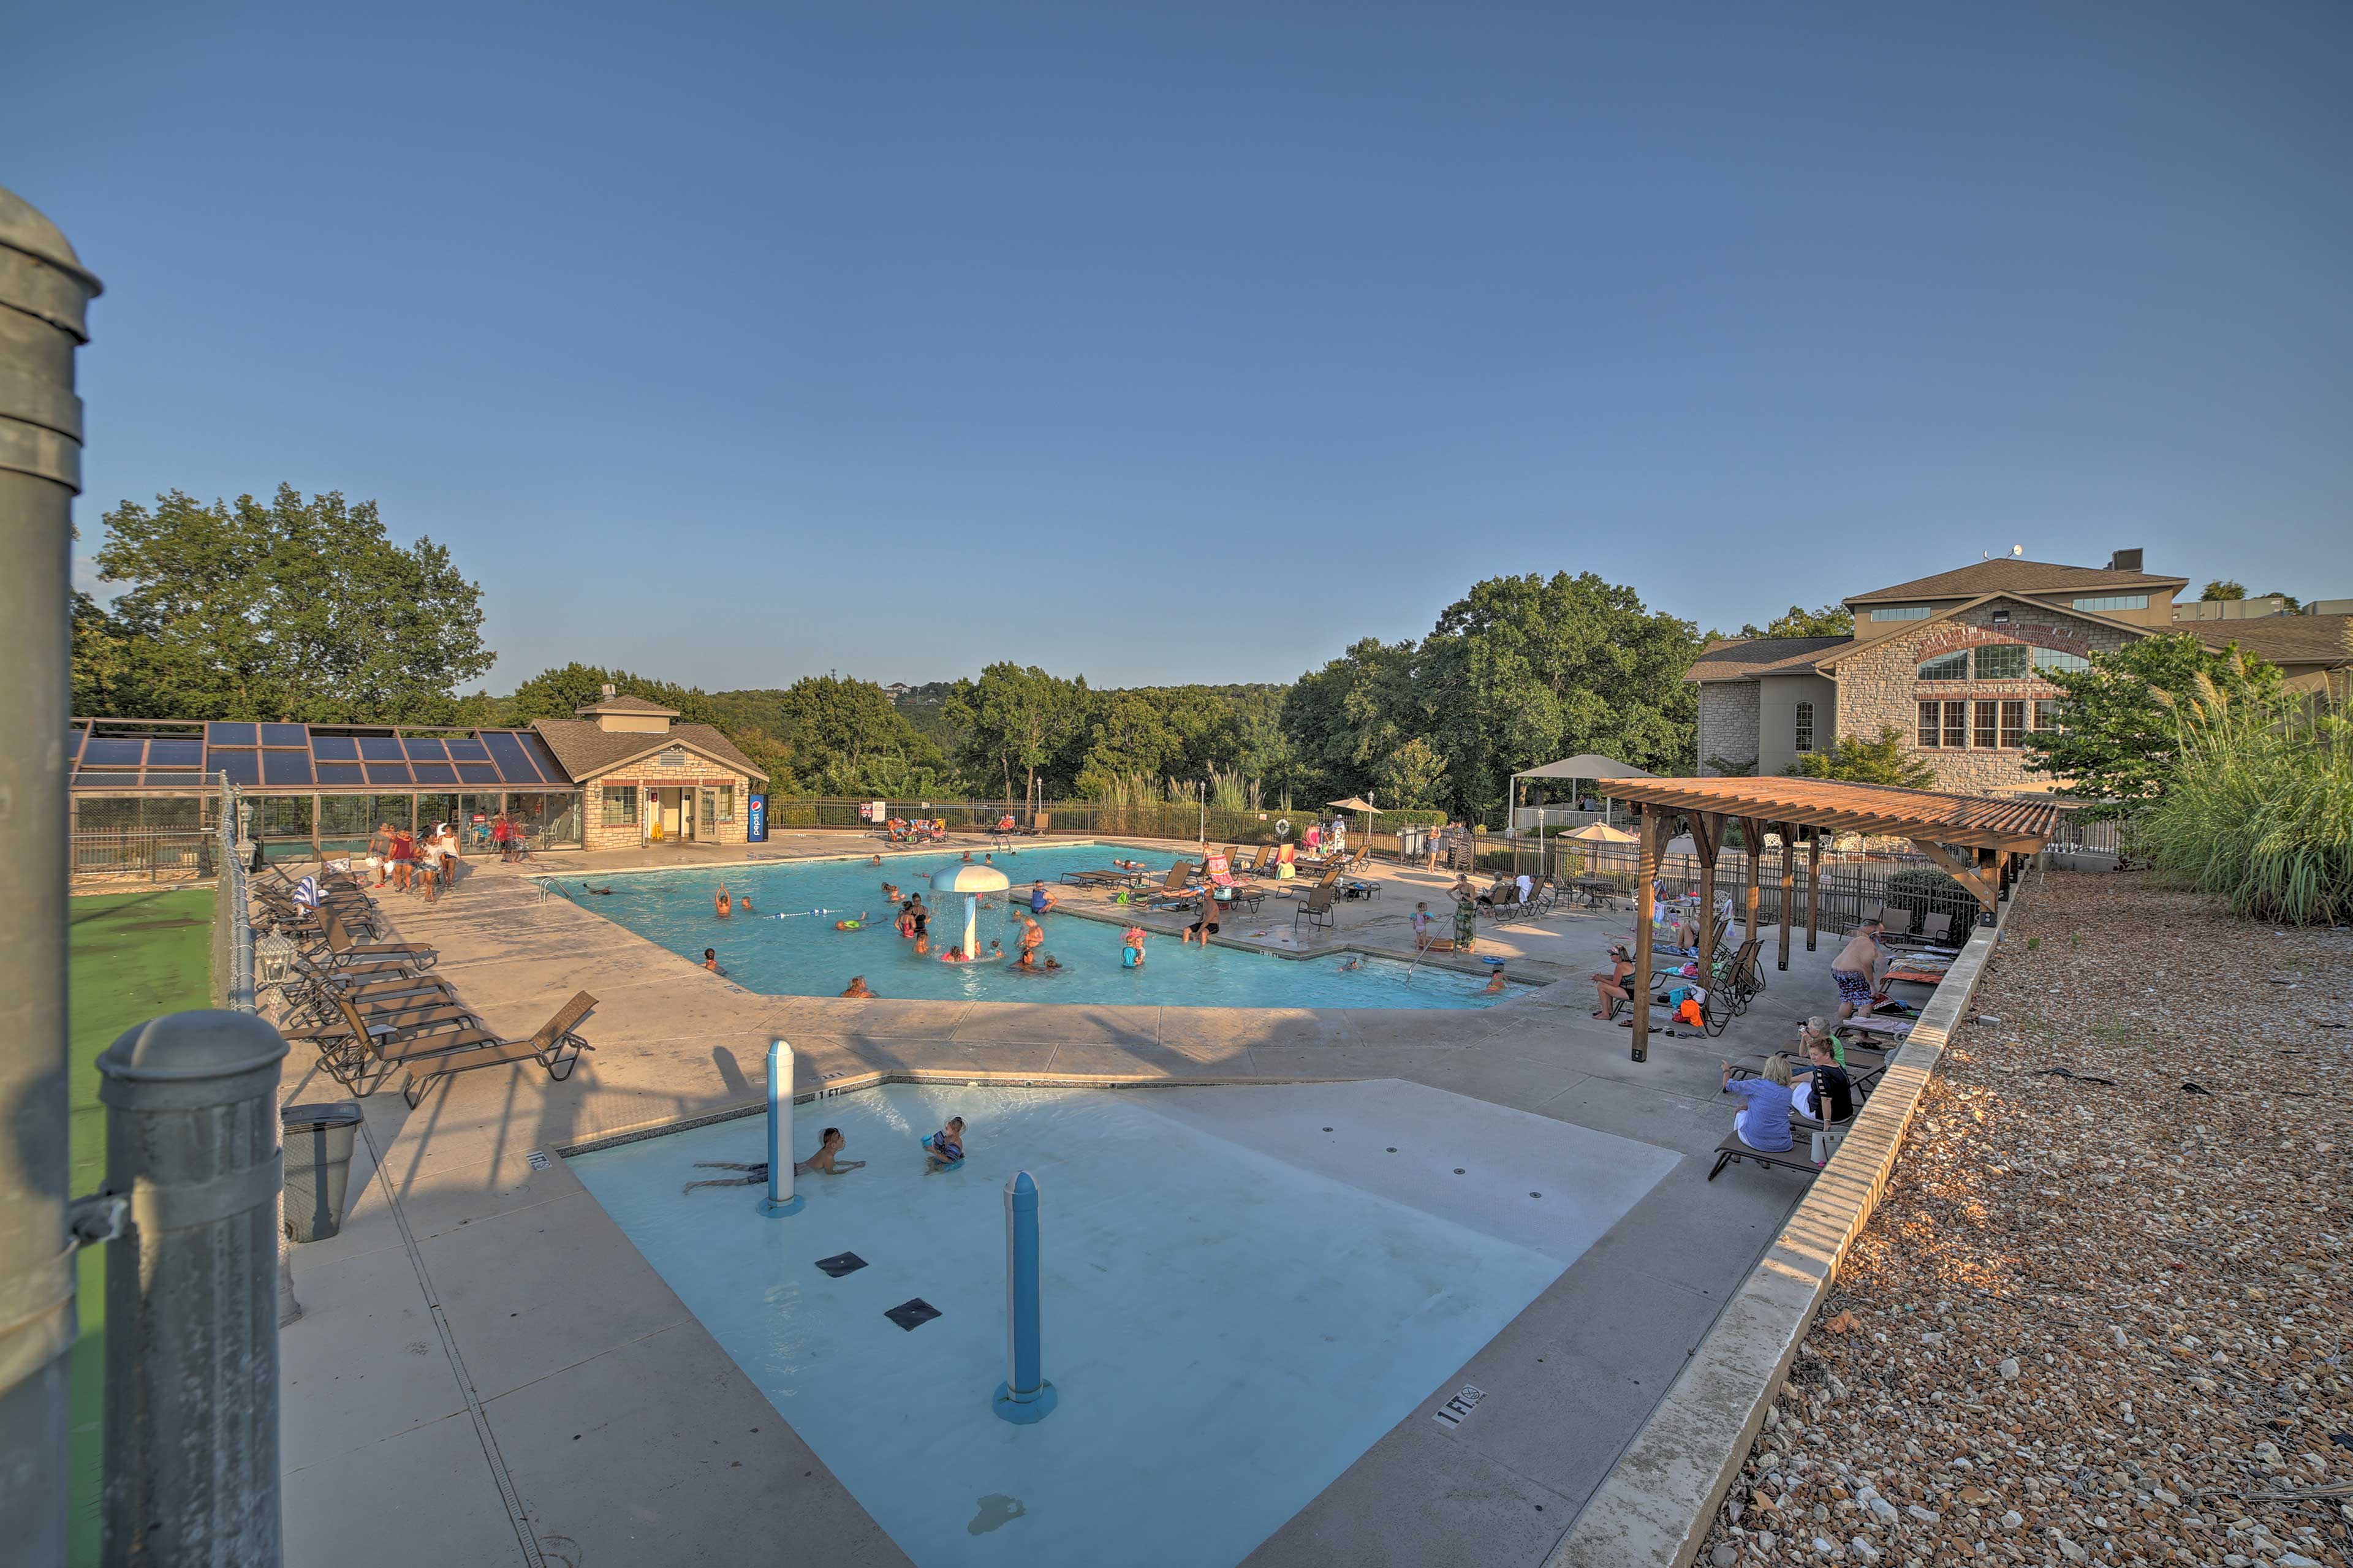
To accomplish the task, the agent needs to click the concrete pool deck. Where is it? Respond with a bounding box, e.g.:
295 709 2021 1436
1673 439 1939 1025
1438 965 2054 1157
272 834 1915 1567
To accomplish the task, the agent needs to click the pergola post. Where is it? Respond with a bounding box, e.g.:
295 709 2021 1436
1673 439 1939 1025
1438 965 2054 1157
1778 827 1795 972
1741 817 1763 950
1805 831 1822 952
1631 809 1658 1063
1688 811 1719 980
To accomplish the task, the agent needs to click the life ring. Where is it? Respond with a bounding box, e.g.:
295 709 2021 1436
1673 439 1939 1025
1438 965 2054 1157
1274 818 1291 838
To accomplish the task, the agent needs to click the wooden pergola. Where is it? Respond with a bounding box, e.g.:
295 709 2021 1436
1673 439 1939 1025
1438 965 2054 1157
1597 776 2061 1063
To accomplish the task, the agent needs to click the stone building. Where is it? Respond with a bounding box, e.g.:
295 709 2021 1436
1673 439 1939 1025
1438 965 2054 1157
531 691 768 851
1691 551 2352 792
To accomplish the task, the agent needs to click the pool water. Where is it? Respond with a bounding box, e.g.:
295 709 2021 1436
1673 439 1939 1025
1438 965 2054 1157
571 1080 1681 1567
562 844 1521 1008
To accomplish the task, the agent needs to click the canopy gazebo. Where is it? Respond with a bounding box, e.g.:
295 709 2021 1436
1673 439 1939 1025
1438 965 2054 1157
1506 755 1653 835
1593 775 2060 1062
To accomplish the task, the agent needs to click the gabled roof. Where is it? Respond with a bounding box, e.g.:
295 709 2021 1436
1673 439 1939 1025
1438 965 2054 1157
1846 558 2186 606
530 719 767 782
574 694 680 717
2211 614 2353 670
1688 636 1853 683
1813 593 2199 673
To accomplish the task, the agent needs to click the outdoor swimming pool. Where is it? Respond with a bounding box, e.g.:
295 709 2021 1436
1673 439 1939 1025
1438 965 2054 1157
571 1079 1681 1567
560 845 1523 1008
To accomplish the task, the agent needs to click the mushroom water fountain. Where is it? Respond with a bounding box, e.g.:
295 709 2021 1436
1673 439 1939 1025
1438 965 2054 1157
931 862 1012 960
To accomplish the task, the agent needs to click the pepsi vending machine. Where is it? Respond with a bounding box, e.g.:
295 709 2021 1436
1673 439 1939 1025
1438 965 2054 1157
748 792 767 843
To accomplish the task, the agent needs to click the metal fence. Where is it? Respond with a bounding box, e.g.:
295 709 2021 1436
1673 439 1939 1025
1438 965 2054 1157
1506 836 1993 945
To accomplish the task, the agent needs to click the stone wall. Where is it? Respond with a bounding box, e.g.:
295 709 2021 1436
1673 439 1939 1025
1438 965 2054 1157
1696 683 1760 775
1831 599 2139 792
578 759 757 851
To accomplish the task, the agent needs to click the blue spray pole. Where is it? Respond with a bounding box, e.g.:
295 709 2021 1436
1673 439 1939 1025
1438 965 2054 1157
760 1039 803 1216
993 1170 1057 1423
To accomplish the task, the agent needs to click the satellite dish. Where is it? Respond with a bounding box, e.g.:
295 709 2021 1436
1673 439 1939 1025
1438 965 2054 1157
2011 545 2024 556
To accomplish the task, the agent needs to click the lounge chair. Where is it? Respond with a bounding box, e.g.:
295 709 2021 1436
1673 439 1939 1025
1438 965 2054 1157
1201 856 1265 914
1134 862 1198 908
303 907 438 973
325 991 596 1105
1293 881 1338 933
393 991 598 1108
280 958 463 1027
1229 846 1267 876
1707 1132 1825 1183
1021 812 1051 836
1915 911 1957 948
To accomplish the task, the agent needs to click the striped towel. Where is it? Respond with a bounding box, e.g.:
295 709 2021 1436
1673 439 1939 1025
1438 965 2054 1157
292 875 323 909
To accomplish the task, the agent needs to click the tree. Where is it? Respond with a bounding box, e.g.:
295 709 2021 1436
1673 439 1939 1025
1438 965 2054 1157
943 664 1086 801
1376 737 1449 808
1738 604 1854 639
1785 725 1938 789
2022 634 2284 817
2201 580 2245 601
1074 692 1180 794
83 485 492 721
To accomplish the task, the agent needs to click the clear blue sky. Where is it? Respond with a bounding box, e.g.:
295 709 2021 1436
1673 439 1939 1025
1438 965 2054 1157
9 2 2349 694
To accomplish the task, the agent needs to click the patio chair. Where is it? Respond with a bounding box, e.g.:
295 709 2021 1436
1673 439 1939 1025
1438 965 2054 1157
1134 862 1198 907
1707 1132 1826 1183
1915 911 1957 948
1021 812 1051 836
1293 881 1338 933
1230 846 1267 876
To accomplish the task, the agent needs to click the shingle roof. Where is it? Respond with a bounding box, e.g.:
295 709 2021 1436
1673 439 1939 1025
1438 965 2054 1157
1688 636 1854 682
574 694 680 716
2207 615 2353 670
530 719 767 782
1599 775 2061 854
1846 558 2185 605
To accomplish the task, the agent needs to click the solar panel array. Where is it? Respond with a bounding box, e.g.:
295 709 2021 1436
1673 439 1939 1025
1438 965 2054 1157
67 722 572 791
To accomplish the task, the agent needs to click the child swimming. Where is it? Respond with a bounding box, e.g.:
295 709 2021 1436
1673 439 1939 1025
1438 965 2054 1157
1121 926 1147 968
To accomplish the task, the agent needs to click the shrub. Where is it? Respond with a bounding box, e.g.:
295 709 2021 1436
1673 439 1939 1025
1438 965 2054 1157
2142 695 2352 926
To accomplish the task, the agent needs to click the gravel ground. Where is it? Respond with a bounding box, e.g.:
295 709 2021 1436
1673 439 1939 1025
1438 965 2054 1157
1699 871 2353 1568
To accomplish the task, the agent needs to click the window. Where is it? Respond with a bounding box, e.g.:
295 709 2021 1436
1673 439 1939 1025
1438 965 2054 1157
601 784 637 827
1918 700 1942 748
1943 700 1968 749
2072 594 2150 612
2034 699 2064 732
1794 702 1814 754
1974 643 2029 680
2031 646 2089 675
1974 700 2000 749
715 784 735 822
1872 605 1932 621
1917 650 1970 681
1990 608 2011 625
1999 700 2027 749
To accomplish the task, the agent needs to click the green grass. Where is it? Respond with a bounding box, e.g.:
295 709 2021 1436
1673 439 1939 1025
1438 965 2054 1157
66 887 216 1568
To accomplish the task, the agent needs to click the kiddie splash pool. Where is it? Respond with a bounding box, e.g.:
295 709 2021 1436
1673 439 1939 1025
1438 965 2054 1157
559 844 1521 1009
569 1078 1681 1567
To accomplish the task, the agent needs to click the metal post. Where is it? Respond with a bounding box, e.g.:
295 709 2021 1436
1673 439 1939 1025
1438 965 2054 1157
1778 828 1795 972
97 1010 288 1567
993 1170 1056 1423
1631 811 1658 1062
0 184 104 1567
760 1040 802 1216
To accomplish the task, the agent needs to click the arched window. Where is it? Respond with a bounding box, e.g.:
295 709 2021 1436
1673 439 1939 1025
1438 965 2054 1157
1794 702 1814 753
1916 650 1969 681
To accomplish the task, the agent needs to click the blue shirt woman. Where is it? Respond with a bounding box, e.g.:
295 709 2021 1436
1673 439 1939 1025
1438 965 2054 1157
1721 1065 1797 1153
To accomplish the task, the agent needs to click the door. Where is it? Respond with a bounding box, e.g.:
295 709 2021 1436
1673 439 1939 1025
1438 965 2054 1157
699 788 717 842
661 789 683 840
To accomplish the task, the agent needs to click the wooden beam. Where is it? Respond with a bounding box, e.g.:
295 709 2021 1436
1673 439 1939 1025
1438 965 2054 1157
1685 810 1717 869
1907 837 2000 911
1805 830 1822 953
1778 827 1795 971
1632 809 1658 1063
1695 817 1719 980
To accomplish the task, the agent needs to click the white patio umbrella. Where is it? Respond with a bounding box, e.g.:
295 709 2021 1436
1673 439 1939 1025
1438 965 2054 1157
1327 795 1377 849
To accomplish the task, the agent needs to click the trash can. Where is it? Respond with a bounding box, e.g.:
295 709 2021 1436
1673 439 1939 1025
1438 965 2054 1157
281 1102 365 1241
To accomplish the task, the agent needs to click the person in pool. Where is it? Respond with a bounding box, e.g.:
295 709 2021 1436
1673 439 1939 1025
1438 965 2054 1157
1336 955 1363 971
795 1127 865 1176
715 887 732 918
987 939 1004 958
882 881 901 901
870 854 882 867
833 912 869 930
1483 966 1509 995
1014 914 1045 969
1121 926 1148 968
841 975 873 998
739 894 752 914
703 948 724 975
905 895 929 937
924 1116 966 1169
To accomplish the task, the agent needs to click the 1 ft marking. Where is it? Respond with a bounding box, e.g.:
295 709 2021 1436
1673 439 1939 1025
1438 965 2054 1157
526 1151 550 1171
1432 1385 1486 1429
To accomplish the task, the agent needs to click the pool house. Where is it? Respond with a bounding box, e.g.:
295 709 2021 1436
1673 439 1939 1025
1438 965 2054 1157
67 691 767 861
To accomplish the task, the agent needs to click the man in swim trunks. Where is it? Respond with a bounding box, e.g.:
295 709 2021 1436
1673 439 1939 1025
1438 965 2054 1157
841 975 873 998
716 887 732 918
1015 914 1045 968
1183 888 1222 945
1832 919 1885 1022
796 1127 866 1175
